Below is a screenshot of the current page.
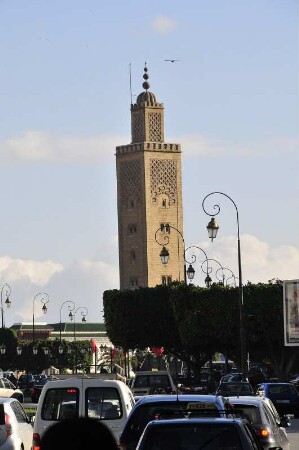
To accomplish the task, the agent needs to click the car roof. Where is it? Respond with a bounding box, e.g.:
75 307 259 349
132 394 226 406
0 397 20 404
134 371 170 375
145 417 246 426
227 396 264 404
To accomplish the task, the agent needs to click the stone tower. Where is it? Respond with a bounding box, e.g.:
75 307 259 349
116 65 184 289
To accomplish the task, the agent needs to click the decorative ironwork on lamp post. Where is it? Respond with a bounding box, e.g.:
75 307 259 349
202 191 246 381
32 293 49 349
0 284 12 328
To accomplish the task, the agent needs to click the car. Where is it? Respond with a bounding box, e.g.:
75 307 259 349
228 395 290 450
256 382 299 418
30 376 50 403
135 417 268 450
17 374 35 392
216 381 255 397
118 394 231 450
130 371 177 396
0 377 23 403
0 397 33 450
32 377 135 449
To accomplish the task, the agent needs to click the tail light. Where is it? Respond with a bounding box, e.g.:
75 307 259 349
33 432 41 450
5 413 13 437
255 427 271 438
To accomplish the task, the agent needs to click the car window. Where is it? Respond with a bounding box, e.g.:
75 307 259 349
85 387 122 420
243 424 261 450
263 404 277 427
0 379 5 389
268 385 295 395
142 423 242 450
230 404 262 425
134 375 171 388
121 401 221 444
11 401 28 423
41 388 79 421
2 378 11 389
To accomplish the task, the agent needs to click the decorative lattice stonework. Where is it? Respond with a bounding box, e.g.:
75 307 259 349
150 159 177 204
119 160 142 207
148 112 162 142
132 112 144 143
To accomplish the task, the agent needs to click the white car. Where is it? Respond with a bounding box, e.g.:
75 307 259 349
0 378 23 404
32 377 135 449
0 398 33 450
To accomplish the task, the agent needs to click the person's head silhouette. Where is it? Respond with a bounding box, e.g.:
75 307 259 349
40 418 118 450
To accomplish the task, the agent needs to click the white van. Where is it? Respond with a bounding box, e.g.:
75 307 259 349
32 377 135 448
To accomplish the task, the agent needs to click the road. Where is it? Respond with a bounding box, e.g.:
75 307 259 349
287 417 299 449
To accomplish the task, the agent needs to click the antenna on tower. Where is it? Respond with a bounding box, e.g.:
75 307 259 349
129 62 133 105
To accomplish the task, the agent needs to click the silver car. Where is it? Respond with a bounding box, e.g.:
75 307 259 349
228 395 290 450
0 398 32 450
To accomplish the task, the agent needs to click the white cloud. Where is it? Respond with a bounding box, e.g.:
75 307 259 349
0 131 297 164
152 15 177 33
0 131 126 164
193 234 299 285
171 134 299 158
0 256 63 285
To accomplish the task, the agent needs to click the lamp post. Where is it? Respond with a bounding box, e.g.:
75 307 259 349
202 191 246 381
184 246 213 287
0 284 12 328
154 224 187 284
32 293 49 348
73 307 88 373
59 301 75 343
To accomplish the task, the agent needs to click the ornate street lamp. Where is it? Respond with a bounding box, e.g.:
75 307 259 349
32 293 50 346
0 284 12 328
155 224 187 283
16 346 22 356
202 191 246 381
73 307 88 373
59 300 75 343
0 344 6 355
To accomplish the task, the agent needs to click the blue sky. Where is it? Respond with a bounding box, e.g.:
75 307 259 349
0 0 298 327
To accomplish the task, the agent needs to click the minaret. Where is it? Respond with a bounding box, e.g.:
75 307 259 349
116 65 184 289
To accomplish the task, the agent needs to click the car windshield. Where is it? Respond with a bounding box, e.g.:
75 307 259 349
142 423 242 450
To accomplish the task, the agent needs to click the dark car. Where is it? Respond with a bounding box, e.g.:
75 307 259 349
17 374 35 391
119 394 231 450
30 376 49 403
216 381 255 397
135 417 268 450
256 382 299 418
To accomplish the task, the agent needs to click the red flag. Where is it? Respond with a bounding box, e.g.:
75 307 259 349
90 338 97 353
111 347 116 359
151 346 164 356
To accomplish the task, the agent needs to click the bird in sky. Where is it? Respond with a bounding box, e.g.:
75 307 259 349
164 59 180 63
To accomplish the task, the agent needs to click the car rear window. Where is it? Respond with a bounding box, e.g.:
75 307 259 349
134 375 171 388
268 385 297 395
41 388 79 421
229 404 262 425
85 387 122 420
142 423 242 450
120 401 221 444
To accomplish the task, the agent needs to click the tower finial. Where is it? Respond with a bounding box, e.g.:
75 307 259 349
142 62 150 91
